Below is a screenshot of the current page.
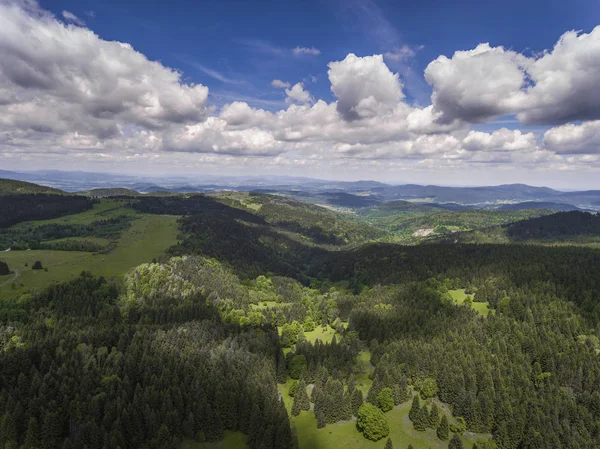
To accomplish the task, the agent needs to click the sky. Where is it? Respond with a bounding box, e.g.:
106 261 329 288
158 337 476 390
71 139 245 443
1 0 600 188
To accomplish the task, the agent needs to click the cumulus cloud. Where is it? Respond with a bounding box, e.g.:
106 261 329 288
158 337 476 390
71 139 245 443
271 79 291 89
2 1 600 175
285 83 313 104
328 54 404 120
0 0 209 139
425 44 528 124
292 46 321 56
426 26 600 126
543 121 600 154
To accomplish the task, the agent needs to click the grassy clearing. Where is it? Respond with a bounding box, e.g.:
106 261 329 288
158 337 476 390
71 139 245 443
0 214 179 300
291 401 483 449
305 326 338 344
181 432 248 449
448 289 490 317
12 199 136 228
355 350 374 394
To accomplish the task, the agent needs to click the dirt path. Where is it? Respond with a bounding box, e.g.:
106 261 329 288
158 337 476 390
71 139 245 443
0 269 20 288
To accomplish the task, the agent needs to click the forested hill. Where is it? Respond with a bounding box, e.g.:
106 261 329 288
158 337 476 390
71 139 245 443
506 211 600 240
0 178 64 195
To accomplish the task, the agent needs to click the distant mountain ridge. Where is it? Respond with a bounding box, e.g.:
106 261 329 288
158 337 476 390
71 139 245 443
0 170 599 210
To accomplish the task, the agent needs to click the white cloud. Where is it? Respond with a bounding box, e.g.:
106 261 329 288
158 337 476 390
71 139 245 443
328 53 404 120
292 46 321 56
425 44 528 124
285 83 313 104
543 121 600 154
62 10 85 26
0 0 209 139
425 26 600 126
2 1 600 177
271 79 291 89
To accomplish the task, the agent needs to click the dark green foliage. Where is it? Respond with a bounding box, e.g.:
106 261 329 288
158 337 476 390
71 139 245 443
376 387 394 412
351 388 364 416
356 403 389 441
449 434 464 449
507 211 600 241
288 354 307 380
412 404 428 431
0 274 294 449
409 395 420 422
0 215 134 251
437 414 449 441
31 260 43 270
291 379 310 416
428 403 440 428
0 260 9 275
384 437 393 449
0 193 93 228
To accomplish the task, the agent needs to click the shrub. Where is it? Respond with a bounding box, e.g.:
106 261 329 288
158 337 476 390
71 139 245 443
376 388 394 412
356 403 389 441
32 261 43 270
420 377 438 399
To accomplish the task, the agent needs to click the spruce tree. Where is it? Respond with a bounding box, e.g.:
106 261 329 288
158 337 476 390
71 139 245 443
292 379 310 416
352 388 364 416
449 433 464 449
437 414 449 441
409 395 420 422
384 437 393 449
23 417 40 449
428 403 440 428
413 404 428 431
316 409 326 429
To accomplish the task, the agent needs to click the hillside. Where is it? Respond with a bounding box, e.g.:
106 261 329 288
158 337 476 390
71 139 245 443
215 192 387 246
1 184 600 449
0 178 65 195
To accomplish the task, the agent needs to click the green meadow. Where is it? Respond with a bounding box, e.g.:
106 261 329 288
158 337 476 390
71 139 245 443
0 201 179 300
448 289 491 317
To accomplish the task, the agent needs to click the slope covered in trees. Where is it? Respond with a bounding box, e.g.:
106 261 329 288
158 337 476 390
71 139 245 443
0 194 95 228
1 186 600 449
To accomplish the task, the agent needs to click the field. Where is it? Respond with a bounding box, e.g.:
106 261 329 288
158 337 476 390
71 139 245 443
0 203 179 300
448 289 491 317
276 386 485 449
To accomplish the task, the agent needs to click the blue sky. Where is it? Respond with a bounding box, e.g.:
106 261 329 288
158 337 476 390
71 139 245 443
43 0 599 110
1 0 600 187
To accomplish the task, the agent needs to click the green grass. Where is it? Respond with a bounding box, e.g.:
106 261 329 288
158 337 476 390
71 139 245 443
291 400 485 449
0 214 179 300
448 289 490 317
305 326 338 344
355 351 374 394
13 199 136 228
181 431 248 449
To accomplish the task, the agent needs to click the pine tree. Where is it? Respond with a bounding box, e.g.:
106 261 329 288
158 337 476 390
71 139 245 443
351 388 364 416
23 417 40 449
409 395 420 422
428 403 440 428
437 414 449 441
292 379 310 416
449 433 464 449
316 409 326 429
413 404 428 431
384 437 394 449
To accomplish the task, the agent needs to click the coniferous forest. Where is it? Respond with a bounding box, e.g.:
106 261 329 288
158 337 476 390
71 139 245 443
1 192 600 449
